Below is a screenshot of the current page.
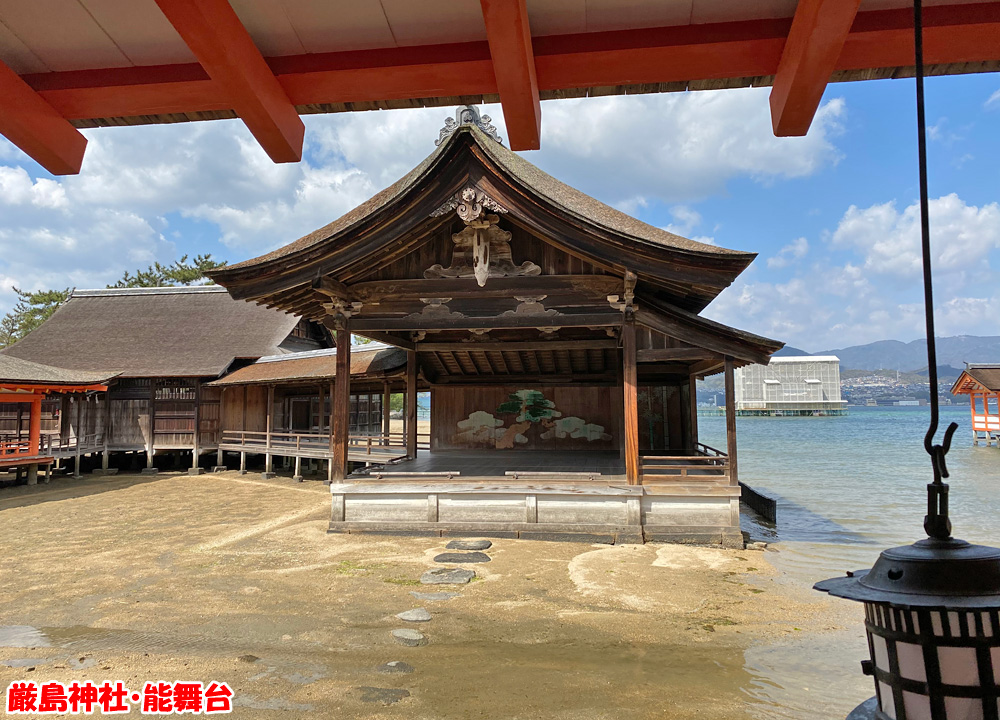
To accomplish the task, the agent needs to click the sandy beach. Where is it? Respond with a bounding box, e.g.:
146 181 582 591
0 469 861 719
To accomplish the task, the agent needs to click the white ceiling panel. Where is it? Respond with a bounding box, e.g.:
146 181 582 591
691 0 796 25
0 19 49 73
528 0 587 37
0 0 130 71
230 0 307 58
81 0 195 66
281 0 396 53
585 0 694 31
382 0 485 47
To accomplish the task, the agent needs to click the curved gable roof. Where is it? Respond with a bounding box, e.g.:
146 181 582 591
210 124 755 314
3 287 302 378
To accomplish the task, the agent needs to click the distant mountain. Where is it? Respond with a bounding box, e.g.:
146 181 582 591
773 345 811 357
805 336 1000 372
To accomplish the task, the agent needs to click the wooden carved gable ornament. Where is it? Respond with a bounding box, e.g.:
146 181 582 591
427 186 541 287
426 106 540 287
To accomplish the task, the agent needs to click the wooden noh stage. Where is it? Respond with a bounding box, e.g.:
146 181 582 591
209 107 784 546
0 354 114 483
206 343 425 480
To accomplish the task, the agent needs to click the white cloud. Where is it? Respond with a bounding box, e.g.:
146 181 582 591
707 193 1000 350
766 237 809 268
532 91 845 207
986 89 1000 108
831 194 1000 279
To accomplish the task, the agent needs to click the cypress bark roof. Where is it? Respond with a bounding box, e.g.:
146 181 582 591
2 287 303 379
0 354 118 386
207 344 406 386
219 126 747 274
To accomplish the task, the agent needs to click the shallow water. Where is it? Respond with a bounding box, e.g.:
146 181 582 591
701 405 1000 717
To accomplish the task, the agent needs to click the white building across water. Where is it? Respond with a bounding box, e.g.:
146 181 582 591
734 356 848 417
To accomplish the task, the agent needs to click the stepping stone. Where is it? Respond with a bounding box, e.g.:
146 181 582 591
410 591 459 602
391 629 427 647
358 687 410 705
396 608 431 623
446 539 492 551
420 568 475 585
434 552 491 564
376 661 414 675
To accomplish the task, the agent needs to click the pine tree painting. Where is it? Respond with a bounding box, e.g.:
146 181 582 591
494 390 562 448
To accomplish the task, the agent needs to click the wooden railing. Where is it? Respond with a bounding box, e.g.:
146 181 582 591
219 429 430 457
41 432 103 455
0 439 31 457
639 445 730 484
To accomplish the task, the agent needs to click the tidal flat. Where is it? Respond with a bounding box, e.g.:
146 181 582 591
0 470 865 718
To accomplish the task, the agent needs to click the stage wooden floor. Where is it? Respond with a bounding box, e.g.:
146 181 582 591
364 449 626 481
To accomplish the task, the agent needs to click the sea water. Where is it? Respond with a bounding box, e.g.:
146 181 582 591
700 406 1000 718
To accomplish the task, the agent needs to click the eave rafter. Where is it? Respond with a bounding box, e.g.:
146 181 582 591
480 0 541 150
153 0 304 163
3 2 995 161
770 0 863 136
0 60 87 175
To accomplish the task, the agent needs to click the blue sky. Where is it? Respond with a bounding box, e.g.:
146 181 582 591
1 72 998 351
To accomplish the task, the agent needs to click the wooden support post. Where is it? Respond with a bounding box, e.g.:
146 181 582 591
724 356 739 487
239 451 246 474
146 381 156 470
27 464 38 485
264 385 274 475
102 392 111 470
293 455 302 482
622 319 639 485
383 381 391 446
74 396 83 477
191 380 201 471
406 350 418 459
689 373 699 450
28 394 42 459
317 383 325 433
331 329 351 481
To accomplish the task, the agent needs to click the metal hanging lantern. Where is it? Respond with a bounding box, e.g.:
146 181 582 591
814 1 1000 718
816 538 1000 719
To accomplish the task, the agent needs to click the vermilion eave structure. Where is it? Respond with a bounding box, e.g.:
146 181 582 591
0 0 998 174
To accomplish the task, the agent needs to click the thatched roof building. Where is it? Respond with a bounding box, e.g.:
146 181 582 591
3 286 323 379
0 354 118 388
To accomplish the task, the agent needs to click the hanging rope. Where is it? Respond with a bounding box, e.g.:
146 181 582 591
914 0 959 540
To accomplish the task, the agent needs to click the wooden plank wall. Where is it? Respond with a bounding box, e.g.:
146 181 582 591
431 385 616 451
199 386 221 447
637 383 691 452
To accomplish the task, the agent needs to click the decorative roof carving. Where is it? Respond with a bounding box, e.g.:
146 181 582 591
431 186 508 222
424 215 541 288
435 105 503 146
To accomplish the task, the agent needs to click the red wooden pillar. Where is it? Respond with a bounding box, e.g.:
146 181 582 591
331 329 351 481
622 319 639 484
28 394 42 457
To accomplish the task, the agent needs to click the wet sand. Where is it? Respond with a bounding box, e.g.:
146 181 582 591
0 471 856 718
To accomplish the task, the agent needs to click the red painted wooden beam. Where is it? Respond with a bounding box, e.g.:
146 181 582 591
480 0 541 150
770 0 862 137
0 59 87 175
153 0 304 163
10 3 1000 128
